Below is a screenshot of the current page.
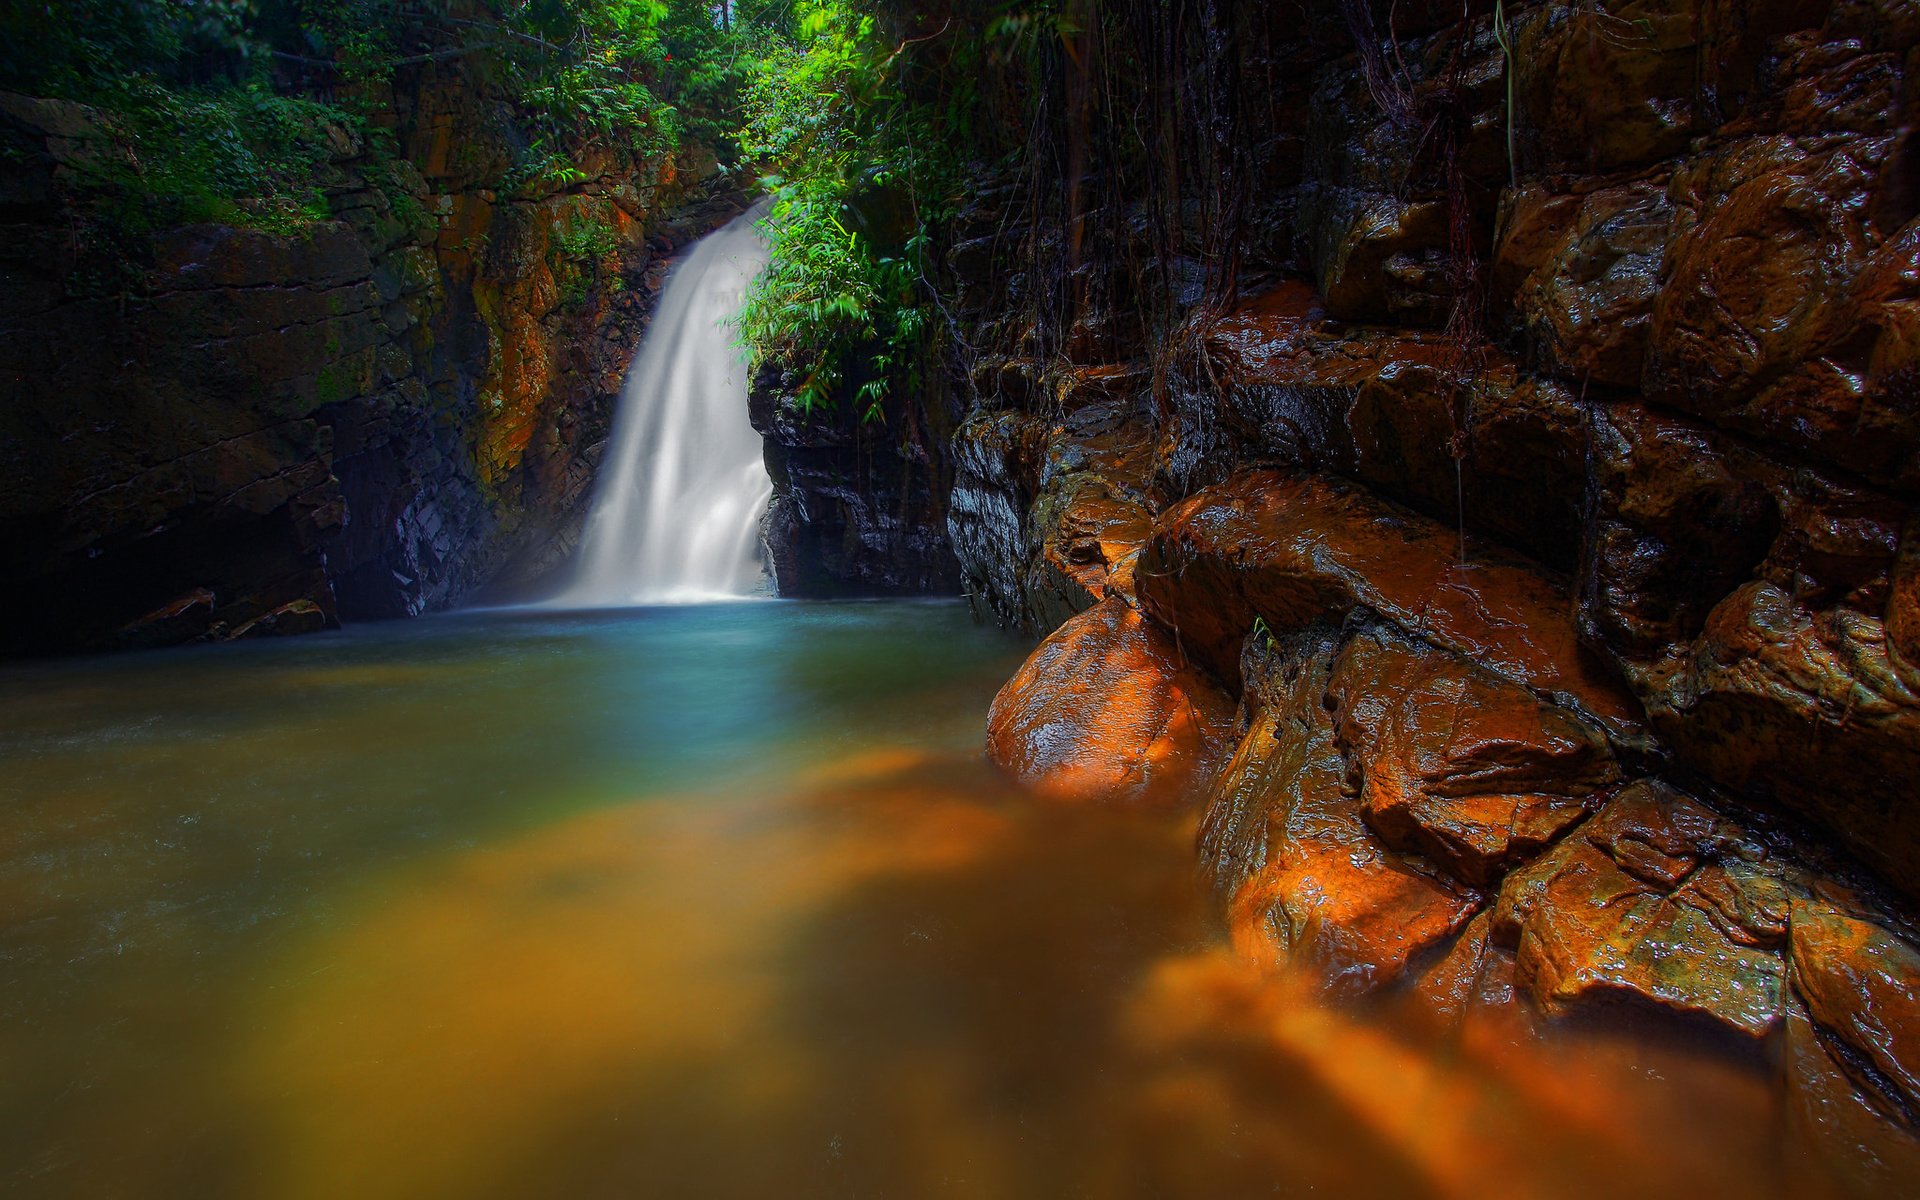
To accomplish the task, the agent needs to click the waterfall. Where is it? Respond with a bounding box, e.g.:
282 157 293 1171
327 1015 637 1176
557 205 773 605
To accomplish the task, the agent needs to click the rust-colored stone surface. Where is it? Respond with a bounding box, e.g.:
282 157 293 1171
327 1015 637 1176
1497 179 1673 390
1408 911 1521 1024
1789 901 1920 1114
951 388 1158 634
1204 628 1482 996
1493 782 1790 1040
1784 995 1920 1198
986 597 1234 805
1329 627 1619 888
1023 394 1160 628
1640 582 1920 902
949 0 1920 1171
1137 470 1644 740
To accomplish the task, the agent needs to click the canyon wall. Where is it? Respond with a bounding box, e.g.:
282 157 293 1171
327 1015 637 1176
0 67 740 656
962 1 1920 1185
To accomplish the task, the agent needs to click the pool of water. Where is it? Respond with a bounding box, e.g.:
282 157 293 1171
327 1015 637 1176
0 601 1884 1198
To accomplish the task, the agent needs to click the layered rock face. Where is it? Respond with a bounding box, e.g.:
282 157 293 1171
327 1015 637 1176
966 0 1920 1180
0 75 739 656
748 362 961 596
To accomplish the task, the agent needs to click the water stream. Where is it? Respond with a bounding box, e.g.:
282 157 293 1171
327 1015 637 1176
557 205 773 605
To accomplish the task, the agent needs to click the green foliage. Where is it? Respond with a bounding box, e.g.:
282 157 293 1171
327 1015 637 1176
0 0 354 235
738 177 928 417
552 213 622 309
556 216 620 262
0 0 997 413
71 82 344 236
490 0 682 190
732 0 959 419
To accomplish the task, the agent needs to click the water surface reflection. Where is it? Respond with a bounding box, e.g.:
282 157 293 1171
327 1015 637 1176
0 602 1879 1197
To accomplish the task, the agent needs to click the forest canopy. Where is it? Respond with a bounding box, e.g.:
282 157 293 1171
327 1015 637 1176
0 0 1062 412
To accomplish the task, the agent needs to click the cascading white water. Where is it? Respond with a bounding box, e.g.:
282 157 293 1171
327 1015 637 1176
557 206 773 605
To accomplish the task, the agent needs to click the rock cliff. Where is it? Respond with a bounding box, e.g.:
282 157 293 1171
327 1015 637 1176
964 1 1920 1184
0 67 741 656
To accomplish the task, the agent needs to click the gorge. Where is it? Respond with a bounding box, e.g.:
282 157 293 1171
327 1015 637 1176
4 1 1920 1197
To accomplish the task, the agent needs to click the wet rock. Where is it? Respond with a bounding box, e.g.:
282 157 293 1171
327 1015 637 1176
113 589 218 651
1136 470 1644 740
1329 626 1620 888
1648 132 1920 491
1643 580 1920 903
1497 179 1673 390
1295 20 1505 326
1409 911 1522 1022
1175 287 1590 570
749 364 963 597
950 384 1159 633
1203 627 1483 995
1023 395 1159 628
1784 995 1920 1198
1348 358 1589 570
1579 402 1784 656
1789 901 1920 1116
949 409 1048 627
1510 1 1708 172
229 598 332 640
986 597 1234 805
1493 781 1789 1040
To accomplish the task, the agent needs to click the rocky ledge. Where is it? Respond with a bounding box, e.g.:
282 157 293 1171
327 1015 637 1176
984 459 1920 1190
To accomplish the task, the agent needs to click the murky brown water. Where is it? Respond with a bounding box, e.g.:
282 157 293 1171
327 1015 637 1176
0 602 1887 1198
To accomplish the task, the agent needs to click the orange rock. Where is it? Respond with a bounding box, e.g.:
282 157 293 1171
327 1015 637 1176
1235 828 1483 1001
1024 397 1159 627
1494 782 1788 1040
986 598 1234 805
1890 518 1920 693
1136 470 1645 742
1783 994 1920 1198
1196 290 1590 570
1789 901 1920 1115
1409 911 1522 1025
1648 580 1920 904
1203 628 1482 997
1650 133 1914 489
1329 626 1619 888
1512 0 1707 171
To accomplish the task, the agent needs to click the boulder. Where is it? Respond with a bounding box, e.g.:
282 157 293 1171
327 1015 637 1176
1329 626 1620 888
986 597 1234 805
1136 470 1644 741
1497 178 1673 390
1643 580 1920 903
1022 394 1159 628
1789 901 1920 1115
1203 628 1483 995
1649 132 1920 491
1493 781 1792 1041
1784 995 1920 1198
